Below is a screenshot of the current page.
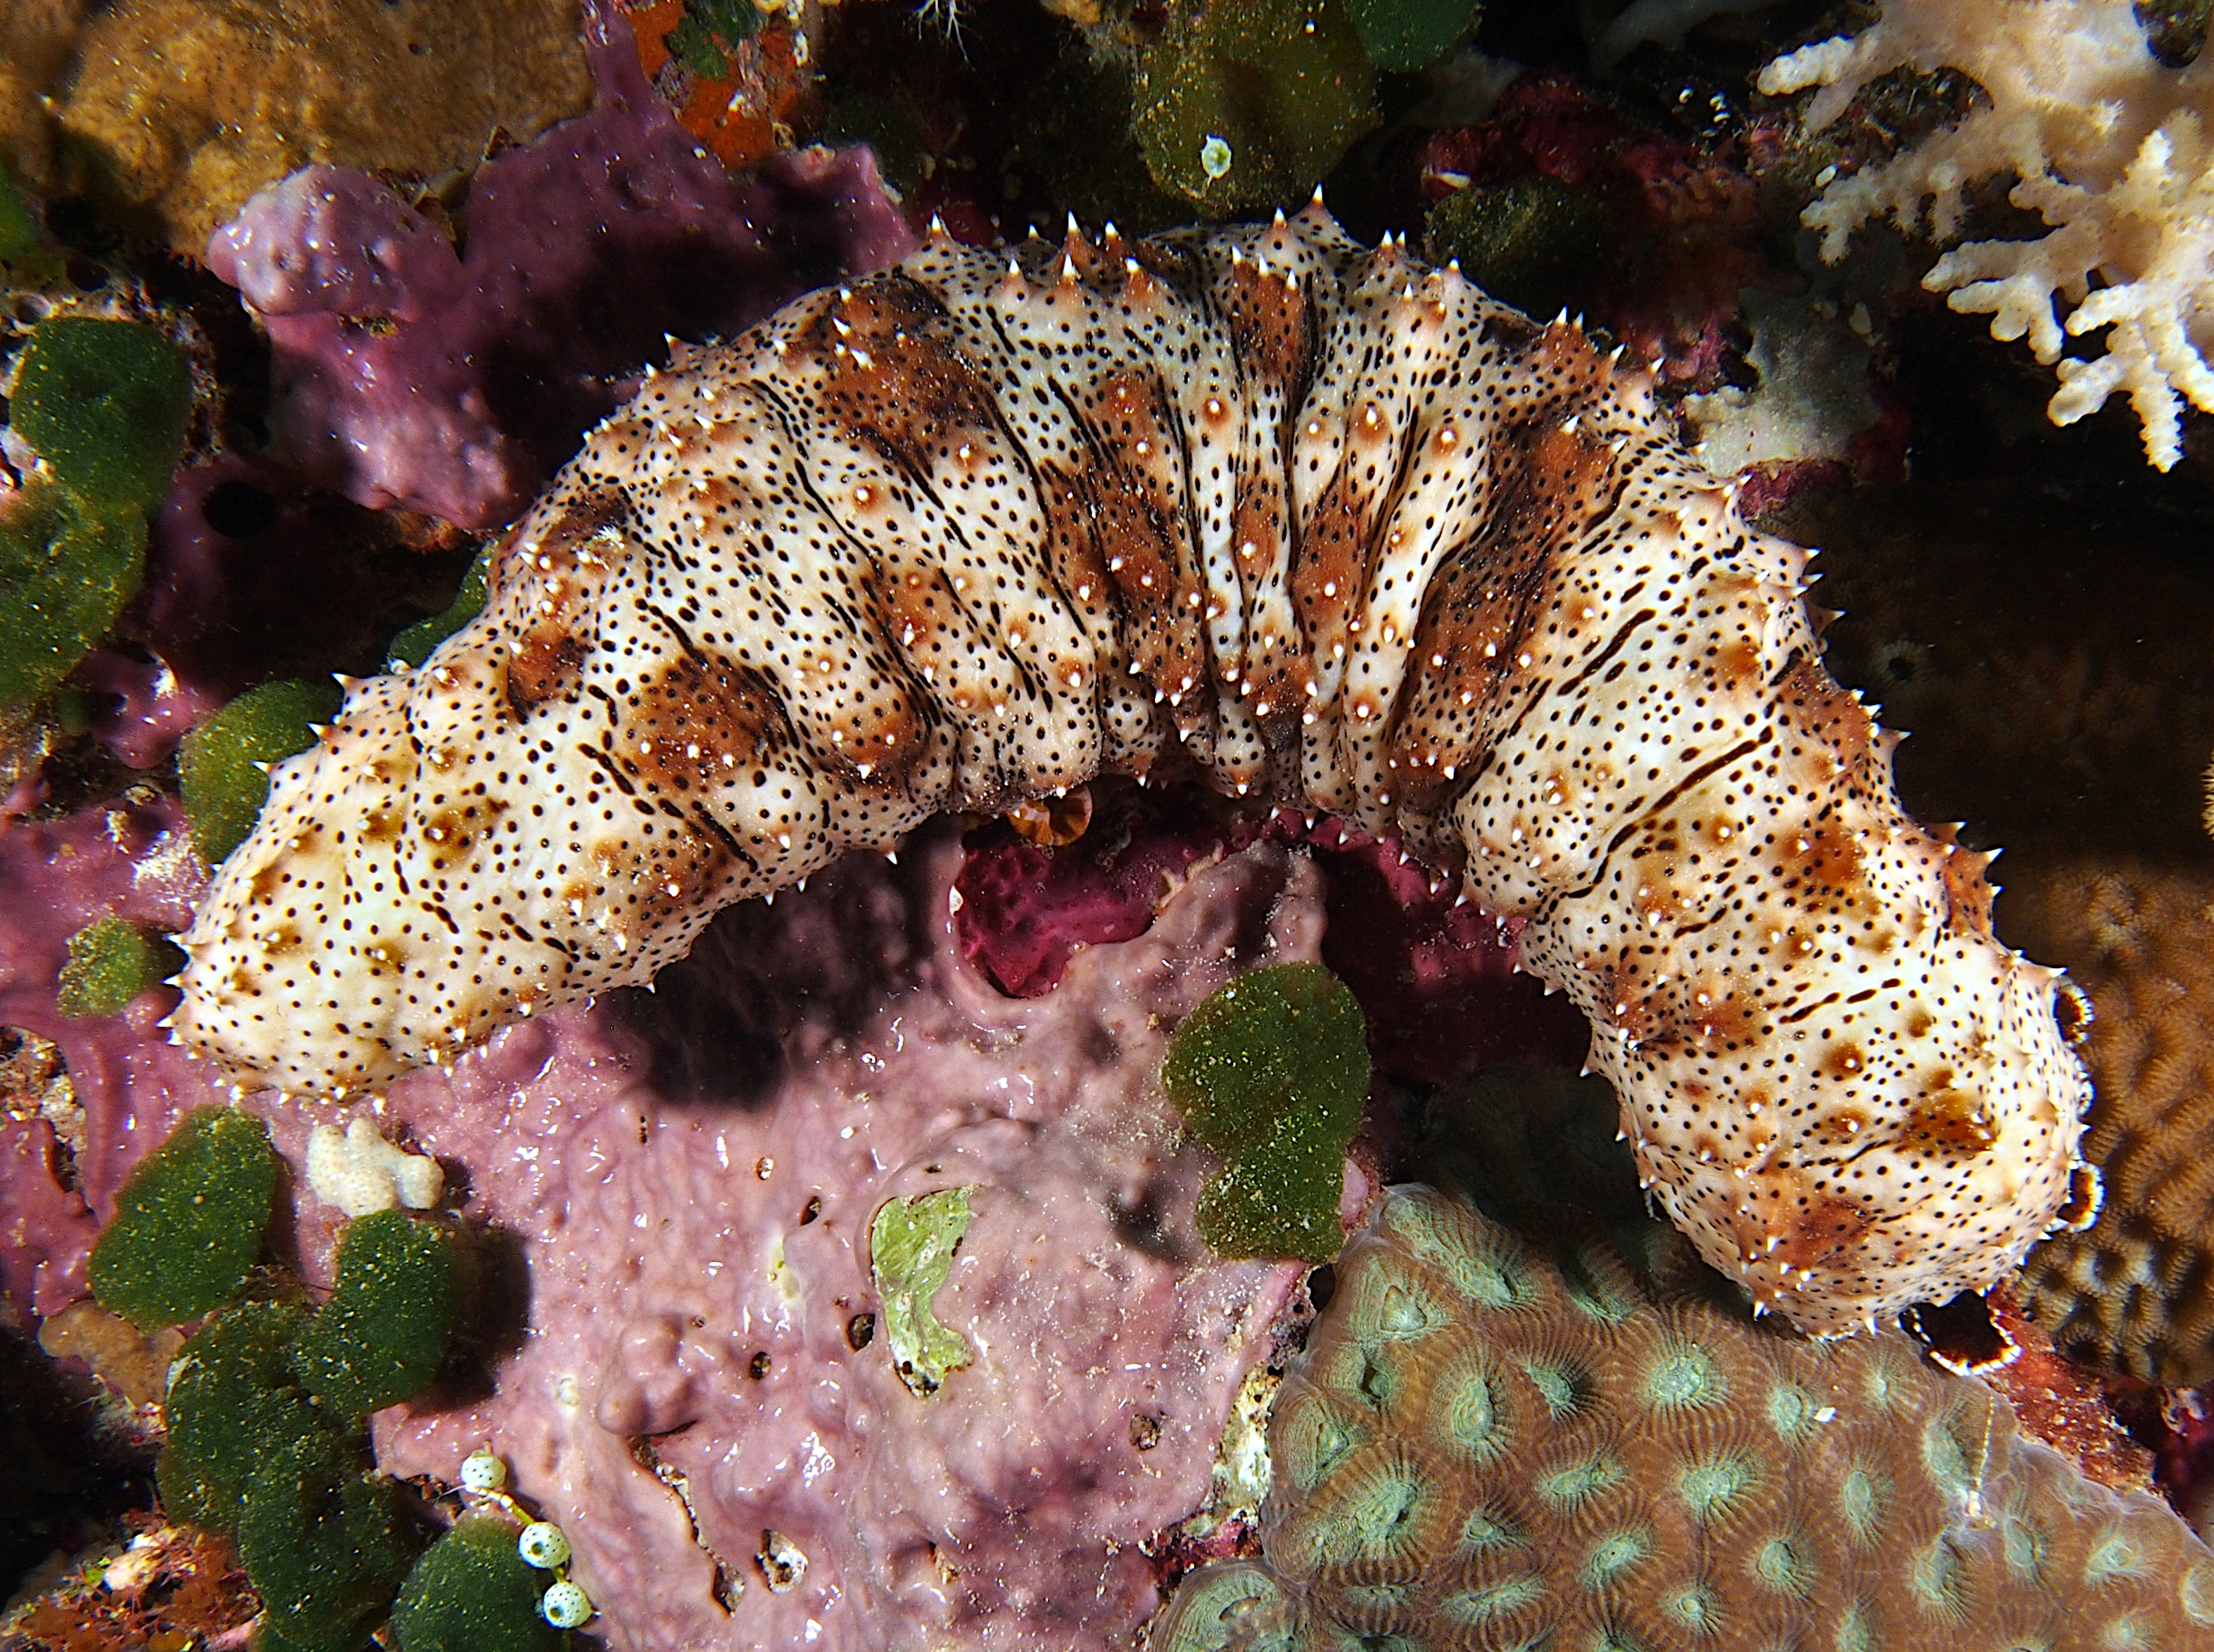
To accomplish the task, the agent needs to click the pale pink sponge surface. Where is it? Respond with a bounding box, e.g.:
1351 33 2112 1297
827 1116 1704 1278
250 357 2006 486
175 208 2091 1334
288 833 1315 1652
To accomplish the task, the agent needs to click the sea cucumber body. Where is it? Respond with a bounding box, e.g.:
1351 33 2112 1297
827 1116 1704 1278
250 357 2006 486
175 206 2089 1333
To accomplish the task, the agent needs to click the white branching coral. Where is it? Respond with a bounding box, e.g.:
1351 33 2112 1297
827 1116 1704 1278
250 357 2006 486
1761 0 2214 469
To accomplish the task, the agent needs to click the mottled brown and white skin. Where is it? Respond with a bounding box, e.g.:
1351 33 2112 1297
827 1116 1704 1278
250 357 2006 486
175 203 2092 1335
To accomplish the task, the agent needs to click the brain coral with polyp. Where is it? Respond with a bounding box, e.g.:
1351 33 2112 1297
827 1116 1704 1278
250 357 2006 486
1151 1180 2214 1651
173 208 2092 1336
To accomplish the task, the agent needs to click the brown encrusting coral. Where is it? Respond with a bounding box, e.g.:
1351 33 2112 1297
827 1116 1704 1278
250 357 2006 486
3 0 594 252
172 210 2088 1337
2012 862 2214 1384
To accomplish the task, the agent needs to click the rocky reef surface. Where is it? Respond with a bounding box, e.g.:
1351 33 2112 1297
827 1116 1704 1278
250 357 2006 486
8 2 2214 1650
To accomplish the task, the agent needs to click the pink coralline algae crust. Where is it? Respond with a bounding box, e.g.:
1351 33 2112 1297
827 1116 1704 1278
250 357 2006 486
239 834 1336 1652
46 651 220 780
0 800 220 1317
955 794 1587 1084
203 10 916 528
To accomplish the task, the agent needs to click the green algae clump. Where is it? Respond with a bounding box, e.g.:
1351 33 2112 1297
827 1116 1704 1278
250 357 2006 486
1161 962 1368 1261
153 1212 469 1647
386 545 491 669
1341 0 1480 72
239 1425 426 1652
179 677 344 865
12 316 193 513
1013 51 1190 236
391 1514 565 1652
1195 1131 1353 1264
0 480 151 711
0 315 191 711
870 1187 975 1398
56 914 184 1018
665 0 759 80
157 1300 329 1535
89 1105 277 1330
293 1209 458 1418
0 163 39 259
1424 174 1615 320
1132 0 1377 215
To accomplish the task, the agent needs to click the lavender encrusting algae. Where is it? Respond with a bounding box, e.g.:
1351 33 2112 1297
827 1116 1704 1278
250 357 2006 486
275 833 1326 1651
202 7 915 528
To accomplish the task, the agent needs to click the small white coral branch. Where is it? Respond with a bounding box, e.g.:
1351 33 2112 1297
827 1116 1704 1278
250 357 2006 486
1766 0 2214 467
1758 27 1916 131
307 1116 444 1217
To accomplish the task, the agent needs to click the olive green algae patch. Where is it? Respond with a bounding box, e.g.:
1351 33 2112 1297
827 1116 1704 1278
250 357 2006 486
241 1424 426 1652
387 544 491 670
293 1209 458 1418
93 1122 478 1648
13 316 193 512
391 1514 565 1652
1340 0 1479 72
1132 0 1377 215
0 479 148 709
56 913 185 1017
871 1187 975 1398
158 1300 329 1535
664 0 759 80
0 314 191 710
89 1105 277 1329
0 162 41 260
1162 962 1369 1261
180 677 344 864
1424 174 1615 321
1196 1129 1354 1264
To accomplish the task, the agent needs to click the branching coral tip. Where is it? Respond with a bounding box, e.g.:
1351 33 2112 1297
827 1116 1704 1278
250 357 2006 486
459 1449 506 1494
541 1579 593 1629
518 1521 571 1570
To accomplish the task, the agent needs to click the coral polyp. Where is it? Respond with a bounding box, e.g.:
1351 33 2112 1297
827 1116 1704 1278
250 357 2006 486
1155 1173 2214 1651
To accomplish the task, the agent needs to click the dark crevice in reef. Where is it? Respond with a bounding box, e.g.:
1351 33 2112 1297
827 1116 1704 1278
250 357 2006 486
605 838 943 1111
0 1326 156 1599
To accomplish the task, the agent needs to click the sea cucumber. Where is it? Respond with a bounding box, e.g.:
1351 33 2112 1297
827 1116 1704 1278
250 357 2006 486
172 203 2092 1334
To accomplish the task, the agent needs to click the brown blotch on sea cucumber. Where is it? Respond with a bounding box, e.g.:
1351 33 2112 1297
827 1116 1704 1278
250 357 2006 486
620 654 792 796
1291 466 1373 671
804 276 1001 481
505 486 631 710
1223 257 1314 391
1390 421 1619 806
1906 1086 2001 1162
1933 829 1999 936
1765 1188 1880 1274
